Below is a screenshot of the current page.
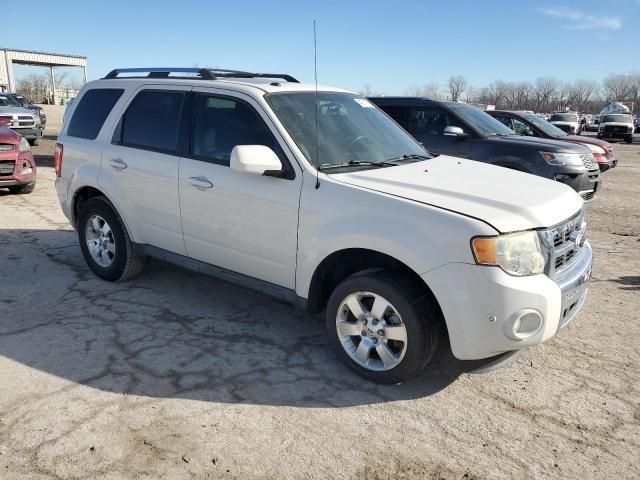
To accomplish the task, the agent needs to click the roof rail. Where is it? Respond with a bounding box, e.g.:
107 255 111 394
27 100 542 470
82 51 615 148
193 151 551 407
103 67 299 83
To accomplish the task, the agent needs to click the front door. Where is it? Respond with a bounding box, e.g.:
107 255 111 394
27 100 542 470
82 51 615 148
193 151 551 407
178 90 302 289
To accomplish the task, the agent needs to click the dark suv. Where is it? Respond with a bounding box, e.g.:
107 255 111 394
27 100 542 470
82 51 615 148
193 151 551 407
369 97 601 201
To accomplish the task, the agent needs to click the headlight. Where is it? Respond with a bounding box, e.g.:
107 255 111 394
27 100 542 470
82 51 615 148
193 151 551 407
472 231 546 276
539 151 587 167
18 137 30 152
584 144 606 155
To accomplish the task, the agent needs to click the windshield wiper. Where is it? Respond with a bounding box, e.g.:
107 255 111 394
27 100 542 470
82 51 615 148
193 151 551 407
384 153 431 162
317 160 398 171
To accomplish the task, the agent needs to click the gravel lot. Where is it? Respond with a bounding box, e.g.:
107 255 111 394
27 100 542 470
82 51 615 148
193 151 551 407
0 112 638 479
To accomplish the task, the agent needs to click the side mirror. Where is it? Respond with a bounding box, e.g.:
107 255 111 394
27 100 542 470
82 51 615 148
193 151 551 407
443 126 467 137
230 145 284 177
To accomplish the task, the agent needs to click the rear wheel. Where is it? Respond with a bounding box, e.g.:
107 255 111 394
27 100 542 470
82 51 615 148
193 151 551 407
78 197 145 281
8 182 35 194
326 271 438 383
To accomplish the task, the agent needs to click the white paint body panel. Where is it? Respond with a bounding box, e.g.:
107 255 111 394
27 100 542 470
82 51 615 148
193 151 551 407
56 77 588 361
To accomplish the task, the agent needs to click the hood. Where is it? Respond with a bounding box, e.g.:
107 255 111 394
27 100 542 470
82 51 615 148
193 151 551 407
561 135 613 152
0 106 36 116
0 126 21 144
486 134 590 153
329 156 583 233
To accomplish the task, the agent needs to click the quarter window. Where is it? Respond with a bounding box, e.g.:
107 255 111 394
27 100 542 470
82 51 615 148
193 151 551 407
191 94 280 166
67 88 124 139
120 90 185 153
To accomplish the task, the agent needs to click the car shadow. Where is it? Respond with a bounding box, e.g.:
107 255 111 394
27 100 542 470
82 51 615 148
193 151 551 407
0 228 500 408
612 276 640 291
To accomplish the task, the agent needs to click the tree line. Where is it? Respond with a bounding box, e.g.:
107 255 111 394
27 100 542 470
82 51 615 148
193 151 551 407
361 72 640 114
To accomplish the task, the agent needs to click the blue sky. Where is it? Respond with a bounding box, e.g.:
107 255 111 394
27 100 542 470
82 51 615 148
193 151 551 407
4 0 638 94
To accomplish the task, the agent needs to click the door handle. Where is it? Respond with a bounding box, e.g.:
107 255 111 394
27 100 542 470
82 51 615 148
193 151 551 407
187 176 214 189
109 158 127 170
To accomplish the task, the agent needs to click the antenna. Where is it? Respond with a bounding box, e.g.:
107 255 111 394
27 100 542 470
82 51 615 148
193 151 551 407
313 20 320 189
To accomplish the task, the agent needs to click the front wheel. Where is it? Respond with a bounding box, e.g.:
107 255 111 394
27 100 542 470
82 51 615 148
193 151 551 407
78 197 145 281
28 138 40 146
625 136 633 144
326 271 439 383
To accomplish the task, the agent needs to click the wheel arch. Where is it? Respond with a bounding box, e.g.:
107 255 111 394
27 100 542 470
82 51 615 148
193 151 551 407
306 248 445 329
71 186 134 242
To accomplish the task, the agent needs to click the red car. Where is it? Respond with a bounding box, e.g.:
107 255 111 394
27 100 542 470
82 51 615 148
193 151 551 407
0 126 37 194
488 110 617 172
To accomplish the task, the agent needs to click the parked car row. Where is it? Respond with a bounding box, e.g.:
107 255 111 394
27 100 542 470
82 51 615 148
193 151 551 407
369 97 602 200
0 93 44 146
53 67 594 383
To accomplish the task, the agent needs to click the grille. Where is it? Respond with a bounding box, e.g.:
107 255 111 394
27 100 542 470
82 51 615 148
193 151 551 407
604 125 627 134
541 209 586 278
556 124 571 132
17 115 35 127
0 160 15 176
580 153 598 170
581 191 596 201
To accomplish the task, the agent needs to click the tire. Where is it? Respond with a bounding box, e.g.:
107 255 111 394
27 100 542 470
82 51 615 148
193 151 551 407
28 137 40 146
8 182 35 194
326 271 439 384
78 197 145 282
625 136 633 144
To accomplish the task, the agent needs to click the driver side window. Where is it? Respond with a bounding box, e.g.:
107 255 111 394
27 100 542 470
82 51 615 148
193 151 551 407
407 106 463 136
511 118 534 136
191 94 281 166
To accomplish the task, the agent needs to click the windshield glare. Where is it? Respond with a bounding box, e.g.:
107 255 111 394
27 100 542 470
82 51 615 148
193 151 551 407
448 104 514 137
0 95 20 107
602 114 633 123
523 114 568 136
266 92 428 168
550 113 577 122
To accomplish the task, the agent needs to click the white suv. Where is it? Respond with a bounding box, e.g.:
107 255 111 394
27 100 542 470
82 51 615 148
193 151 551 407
55 68 593 383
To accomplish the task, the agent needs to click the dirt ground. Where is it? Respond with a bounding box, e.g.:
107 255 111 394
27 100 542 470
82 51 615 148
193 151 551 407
0 119 638 479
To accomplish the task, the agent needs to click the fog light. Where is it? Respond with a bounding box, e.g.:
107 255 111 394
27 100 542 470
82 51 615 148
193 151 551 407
503 309 543 341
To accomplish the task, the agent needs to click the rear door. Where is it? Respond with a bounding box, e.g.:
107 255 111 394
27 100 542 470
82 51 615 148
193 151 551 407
178 89 302 289
404 105 472 158
100 85 190 255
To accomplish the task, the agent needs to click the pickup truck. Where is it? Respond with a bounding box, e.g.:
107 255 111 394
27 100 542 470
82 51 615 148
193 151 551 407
55 67 593 383
0 94 44 145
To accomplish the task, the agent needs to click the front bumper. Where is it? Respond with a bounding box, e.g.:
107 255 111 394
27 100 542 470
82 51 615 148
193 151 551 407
11 127 44 140
422 242 592 360
555 168 600 201
0 152 37 187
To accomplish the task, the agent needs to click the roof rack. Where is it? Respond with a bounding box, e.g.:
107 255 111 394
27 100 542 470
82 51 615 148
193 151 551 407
103 67 299 83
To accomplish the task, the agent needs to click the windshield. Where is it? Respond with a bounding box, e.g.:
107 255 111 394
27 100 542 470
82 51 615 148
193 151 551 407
523 113 568 137
0 95 21 107
602 114 633 123
447 103 514 137
266 92 428 170
549 113 577 122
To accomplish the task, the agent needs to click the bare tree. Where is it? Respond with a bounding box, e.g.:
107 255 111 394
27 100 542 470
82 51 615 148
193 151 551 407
447 75 468 101
16 73 50 103
404 81 442 100
532 77 560 112
566 80 599 112
602 74 633 101
358 84 383 97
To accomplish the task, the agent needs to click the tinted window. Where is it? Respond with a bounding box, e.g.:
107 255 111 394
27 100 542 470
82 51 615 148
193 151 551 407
492 115 512 129
121 90 185 152
511 118 533 135
191 94 279 165
406 106 463 136
380 105 406 124
68 89 123 139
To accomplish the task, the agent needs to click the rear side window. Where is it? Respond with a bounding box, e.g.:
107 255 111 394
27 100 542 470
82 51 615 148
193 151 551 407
67 89 124 139
119 90 185 153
